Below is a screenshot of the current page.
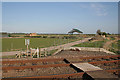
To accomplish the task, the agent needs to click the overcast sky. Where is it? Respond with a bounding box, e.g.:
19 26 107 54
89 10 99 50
2 2 118 34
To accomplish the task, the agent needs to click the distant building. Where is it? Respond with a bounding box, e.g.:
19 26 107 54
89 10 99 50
27 33 37 36
0 32 8 37
68 28 83 34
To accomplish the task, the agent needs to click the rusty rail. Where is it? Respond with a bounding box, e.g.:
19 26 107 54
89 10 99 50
2 69 119 79
2 63 70 70
106 69 120 74
89 60 120 64
67 55 120 60
79 55 120 60
2 55 120 65
2 58 64 64
2 72 84 80
24 72 84 78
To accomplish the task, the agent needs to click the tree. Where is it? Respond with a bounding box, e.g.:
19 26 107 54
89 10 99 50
97 29 101 35
8 34 11 37
102 32 107 37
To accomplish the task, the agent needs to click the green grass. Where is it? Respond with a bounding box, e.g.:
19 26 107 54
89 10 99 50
32 49 58 58
111 40 120 49
2 55 16 59
109 40 120 54
48 49 58 56
72 41 105 48
109 37 115 40
2 38 78 52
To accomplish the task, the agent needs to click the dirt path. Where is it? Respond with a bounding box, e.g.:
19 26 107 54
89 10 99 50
0 51 20 57
41 37 91 51
1 37 91 56
103 37 119 50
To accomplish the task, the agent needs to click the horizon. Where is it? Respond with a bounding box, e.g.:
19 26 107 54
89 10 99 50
2 2 118 34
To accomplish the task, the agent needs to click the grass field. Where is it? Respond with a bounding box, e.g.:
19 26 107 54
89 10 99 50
109 40 120 54
72 40 106 48
2 38 79 52
2 55 16 59
111 40 120 49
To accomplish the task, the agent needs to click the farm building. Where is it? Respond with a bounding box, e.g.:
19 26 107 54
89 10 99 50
26 33 37 36
68 29 83 34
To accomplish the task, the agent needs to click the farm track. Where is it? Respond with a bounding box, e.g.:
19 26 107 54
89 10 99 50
2 55 120 79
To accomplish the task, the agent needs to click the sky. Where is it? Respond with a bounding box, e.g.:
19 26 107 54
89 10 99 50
2 2 118 34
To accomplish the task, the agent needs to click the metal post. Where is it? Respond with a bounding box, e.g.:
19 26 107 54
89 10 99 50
30 48 32 58
27 44 28 56
39 48 41 58
37 47 39 58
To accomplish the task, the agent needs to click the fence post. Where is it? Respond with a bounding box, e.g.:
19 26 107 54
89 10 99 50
37 47 39 58
44 49 47 57
30 48 32 58
39 48 41 58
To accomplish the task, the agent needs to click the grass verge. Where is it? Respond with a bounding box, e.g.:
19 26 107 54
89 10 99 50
72 40 105 48
2 55 16 59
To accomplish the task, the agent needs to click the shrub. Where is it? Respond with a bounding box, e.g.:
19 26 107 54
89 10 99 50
8 34 11 37
50 36 56 38
42 36 47 38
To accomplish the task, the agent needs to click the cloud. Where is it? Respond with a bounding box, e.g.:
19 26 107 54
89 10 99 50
90 3 108 16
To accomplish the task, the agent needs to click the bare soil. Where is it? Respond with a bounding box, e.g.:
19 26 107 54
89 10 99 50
2 66 79 78
3 61 66 67
50 50 113 58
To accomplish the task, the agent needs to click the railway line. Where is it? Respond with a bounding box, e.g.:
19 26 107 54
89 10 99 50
2 55 120 79
2 64 70 70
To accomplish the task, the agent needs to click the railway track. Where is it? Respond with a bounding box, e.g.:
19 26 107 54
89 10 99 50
2 63 70 70
2 69 119 80
3 60 119 70
2 55 120 79
65 55 120 63
24 72 84 78
2 55 120 66
2 58 64 64
89 60 120 64
2 73 84 80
